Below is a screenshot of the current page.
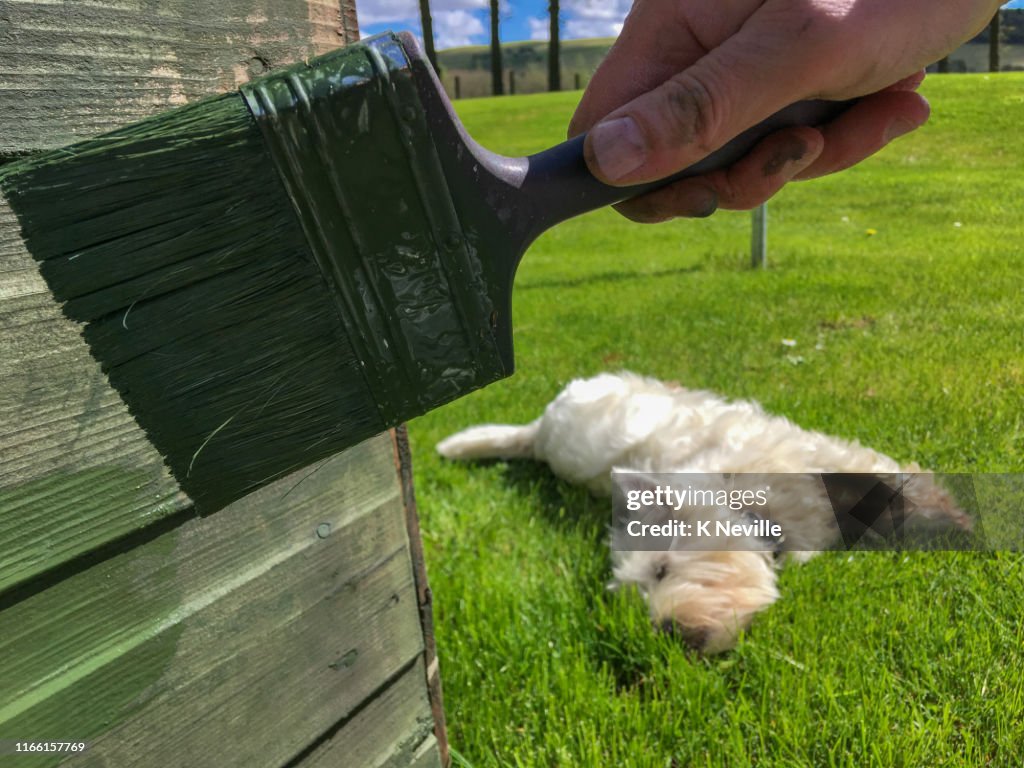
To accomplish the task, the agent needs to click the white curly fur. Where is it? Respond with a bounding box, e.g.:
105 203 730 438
437 372 971 653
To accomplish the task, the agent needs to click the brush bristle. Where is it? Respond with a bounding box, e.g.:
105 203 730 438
1 94 380 512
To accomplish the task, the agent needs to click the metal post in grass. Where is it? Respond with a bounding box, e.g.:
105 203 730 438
510 69 516 95
489 0 503 96
454 75 461 99
574 72 581 89
989 9 1001 72
751 203 767 268
548 0 561 91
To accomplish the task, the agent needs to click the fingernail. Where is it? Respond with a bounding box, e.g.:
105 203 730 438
588 116 646 181
763 138 810 178
884 117 917 143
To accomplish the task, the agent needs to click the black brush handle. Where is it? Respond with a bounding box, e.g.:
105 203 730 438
518 98 852 234
400 31 853 249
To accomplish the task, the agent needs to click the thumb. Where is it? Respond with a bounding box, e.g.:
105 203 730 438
583 28 820 185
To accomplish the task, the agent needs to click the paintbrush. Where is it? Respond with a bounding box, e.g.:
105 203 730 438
0 32 849 512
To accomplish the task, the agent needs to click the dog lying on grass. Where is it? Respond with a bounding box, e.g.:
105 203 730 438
437 372 972 653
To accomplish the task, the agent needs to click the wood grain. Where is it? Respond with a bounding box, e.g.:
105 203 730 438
0 0 351 158
0 433 430 768
0 7 450 767
0 195 191 594
292 659 442 768
0 0 360 594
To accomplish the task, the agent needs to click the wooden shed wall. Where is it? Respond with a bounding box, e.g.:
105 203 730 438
0 2 447 765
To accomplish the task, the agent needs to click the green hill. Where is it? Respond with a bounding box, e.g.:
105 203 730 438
437 38 612 99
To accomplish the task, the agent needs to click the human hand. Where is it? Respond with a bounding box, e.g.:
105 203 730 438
569 0 1001 222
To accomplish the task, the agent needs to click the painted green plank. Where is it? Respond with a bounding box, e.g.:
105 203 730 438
0 433 426 768
295 659 439 768
0 0 360 593
0 431 397 723
0 0 358 157
0 8 448 767
0 196 191 593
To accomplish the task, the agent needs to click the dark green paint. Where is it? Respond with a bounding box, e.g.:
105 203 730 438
0 512 183 768
0 466 187 594
240 37 507 425
0 34 515 513
0 94 379 512
328 648 359 670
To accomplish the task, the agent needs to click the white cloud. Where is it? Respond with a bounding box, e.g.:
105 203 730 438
358 0 488 27
358 0 628 47
434 9 488 48
564 0 631 21
564 18 623 38
357 0 416 26
528 16 548 41
563 0 630 39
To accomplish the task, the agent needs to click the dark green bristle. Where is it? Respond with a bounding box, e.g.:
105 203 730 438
0 93 381 512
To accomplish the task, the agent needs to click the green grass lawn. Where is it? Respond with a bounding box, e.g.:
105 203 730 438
408 74 1024 767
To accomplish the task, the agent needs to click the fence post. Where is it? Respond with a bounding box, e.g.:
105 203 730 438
574 72 581 89
751 203 767 269
454 75 461 99
509 70 516 95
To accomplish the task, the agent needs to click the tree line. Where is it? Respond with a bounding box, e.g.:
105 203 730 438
419 0 560 93
416 4 1017 96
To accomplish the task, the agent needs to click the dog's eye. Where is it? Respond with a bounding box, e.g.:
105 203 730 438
654 563 668 581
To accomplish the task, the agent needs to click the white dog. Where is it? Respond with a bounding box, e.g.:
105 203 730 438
437 372 971 653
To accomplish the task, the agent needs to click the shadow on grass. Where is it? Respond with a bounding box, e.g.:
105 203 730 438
516 264 703 292
483 458 606 539
484 458 697 689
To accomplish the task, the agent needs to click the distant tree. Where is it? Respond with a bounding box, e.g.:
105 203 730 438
490 0 504 95
548 0 561 91
989 9 1001 72
1004 9 1024 45
418 0 439 74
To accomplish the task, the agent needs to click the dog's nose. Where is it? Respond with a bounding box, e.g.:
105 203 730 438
655 619 708 651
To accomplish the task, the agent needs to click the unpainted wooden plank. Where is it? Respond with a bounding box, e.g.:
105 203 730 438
0 432 425 768
0 0 356 156
293 658 438 768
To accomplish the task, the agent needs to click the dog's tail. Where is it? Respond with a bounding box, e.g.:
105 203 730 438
436 420 540 461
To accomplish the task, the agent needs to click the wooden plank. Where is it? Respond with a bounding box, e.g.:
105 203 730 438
0 194 192 594
409 737 445 768
0 0 360 593
293 659 440 768
393 426 450 767
0 0 357 158
0 7 452 768
0 432 427 768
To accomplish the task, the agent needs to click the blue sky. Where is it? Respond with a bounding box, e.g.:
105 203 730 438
357 0 631 48
359 1 1023 49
